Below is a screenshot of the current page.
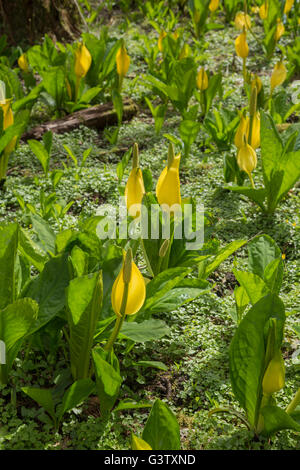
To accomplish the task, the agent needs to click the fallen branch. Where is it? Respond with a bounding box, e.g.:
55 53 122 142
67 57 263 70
21 99 139 141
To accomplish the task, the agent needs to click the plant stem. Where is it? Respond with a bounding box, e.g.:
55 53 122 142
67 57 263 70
286 387 300 415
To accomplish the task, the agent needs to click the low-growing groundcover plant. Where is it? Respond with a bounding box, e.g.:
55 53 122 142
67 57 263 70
0 0 299 451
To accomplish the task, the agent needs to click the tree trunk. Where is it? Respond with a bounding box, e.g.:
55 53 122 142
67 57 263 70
0 0 81 45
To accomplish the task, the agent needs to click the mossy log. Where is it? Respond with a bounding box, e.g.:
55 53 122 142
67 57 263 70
21 99 139 141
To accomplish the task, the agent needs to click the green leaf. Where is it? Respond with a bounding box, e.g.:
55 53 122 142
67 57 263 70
0 298 38 384
261 405 300 436
28 139 50 175
224 186 266 211
233 270 270 305
31 214 56 255
264 258 283 294
0 223 18 310
67 272 103 380
121 319 170 343
203 239 247 278
18 228 47 272
57 378 95 423
229 294 285 428
92 347 122 417
142 399 181 450
247 234 281 279
25 253 71 333
115 400 153 411
22 387 56 424
134 361 168 371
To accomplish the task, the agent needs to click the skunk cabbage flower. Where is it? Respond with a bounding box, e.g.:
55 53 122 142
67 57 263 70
0 99 16 155
275 19 285 41
251 112 261 150
196 67 208 90
132 435 152 450
18 53 29 73
234 114 249 148
251 75 262 94
125 143 145 218
158 31 167 52
209 0 219 12
284 0 294 14
111 251 146 318
234 12 251 30
156 144 181 209
74 43 92 78
237 141 257 187
270 61 287 93
262 350 285 395
259 2 268 20
179 43 190 59
116 42 130 78
235 30 249 58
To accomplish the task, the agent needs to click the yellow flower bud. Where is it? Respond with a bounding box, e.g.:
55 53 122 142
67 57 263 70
235 31 249 58
259 2 268 20
234 114 249 148
116 43 130 78
125 168 145 218
111 253 146 317
250 112 260 150
262 350 285 395
196 67 209 91
158 31 167 52
234 12 251 30
237 142 257 186
209 0 219 12
179 43 190 60
284 0 294 14
18 53 29 73
156 146 181 210
274 19 285 41
172 30 179 40
132 435 152 450
251 75 262 94
74 43 92 79
0 99 16 155
270 61 287 93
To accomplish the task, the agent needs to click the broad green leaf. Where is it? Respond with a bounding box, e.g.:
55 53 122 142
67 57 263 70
224 186 266 211
67 272 103 380
22 387 56 423
264 258 283 294
233 270 270 305
28 139 50 175
248 234 281 279
31 214 56 255
115 400 152 411
229 294 285 428
0 298 38 384
142 399 181 450
26 253 71 333
0 223 18 310
120 319 170 343
92 347 122 416
57 378 95 422
19 228 47 272
261 405 300 436
134 361 168 371
203 239 247 278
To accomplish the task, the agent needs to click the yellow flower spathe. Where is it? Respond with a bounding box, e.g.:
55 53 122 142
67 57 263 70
209 0 219 12
235 31 249 58
125 167 145 218
234 12 251 30
158 31 167 52
116 43 130 78
196 67 209 91
0 99 16 155
284 0 294 14
132 435 152 450
262 350 285 395
274 19 285 41
251 75 262 94
237 142 257 186
259 2 268 20
156 152 181 209
270 62 287 93
74 43 92 79
251 112 261 150
18 53 29 73
111 255 146 318
234 114 249 148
